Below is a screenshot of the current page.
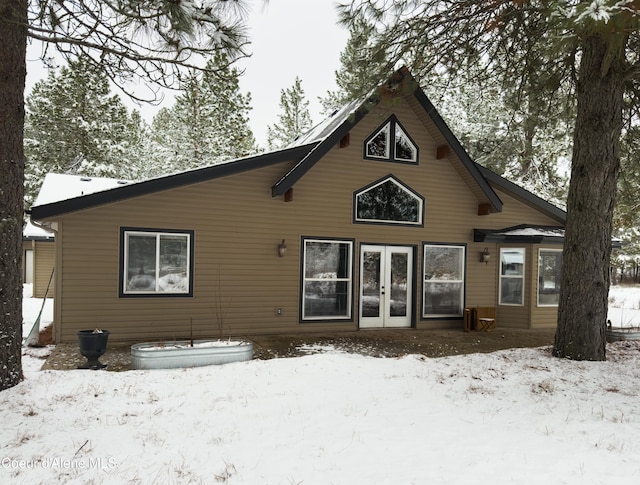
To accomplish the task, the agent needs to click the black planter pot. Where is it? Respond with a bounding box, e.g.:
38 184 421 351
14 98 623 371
77 330 110 369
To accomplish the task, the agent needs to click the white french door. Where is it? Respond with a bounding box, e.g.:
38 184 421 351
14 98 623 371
359 245 413 328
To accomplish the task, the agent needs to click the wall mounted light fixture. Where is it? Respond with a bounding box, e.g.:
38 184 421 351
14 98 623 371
277 239 287 257
480 247 490 264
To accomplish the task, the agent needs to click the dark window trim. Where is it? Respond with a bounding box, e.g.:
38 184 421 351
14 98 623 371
299 236 355 323
498 247 526 306
119 227 195 298
363 114 419 165
352 174 425 227
420 242 467 321
537 248 562 307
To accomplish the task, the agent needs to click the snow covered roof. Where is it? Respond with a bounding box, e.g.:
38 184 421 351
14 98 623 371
34 173 131 207
286 95 367 148
23 220 54 240
497 227 566 238
474 225 566 244
29 145 315 219
475 225 622 248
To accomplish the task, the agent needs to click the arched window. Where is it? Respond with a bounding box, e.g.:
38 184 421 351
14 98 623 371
354 175 424 226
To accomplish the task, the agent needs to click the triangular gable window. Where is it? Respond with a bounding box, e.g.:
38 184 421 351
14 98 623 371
354 175 424 226
364 115 418 164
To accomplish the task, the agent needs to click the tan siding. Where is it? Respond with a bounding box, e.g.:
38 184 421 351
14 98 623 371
51 95 565 342
33 241 55 298
465 242 498 308
22 240 32 283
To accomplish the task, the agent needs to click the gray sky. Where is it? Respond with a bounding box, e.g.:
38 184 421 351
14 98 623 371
238 1 349 145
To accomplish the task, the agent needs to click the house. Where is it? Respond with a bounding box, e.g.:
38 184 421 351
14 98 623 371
29 68 567 344
22 220 55 298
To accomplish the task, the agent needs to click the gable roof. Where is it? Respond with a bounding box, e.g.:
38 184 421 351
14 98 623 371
30 67 564 223
270 68 503 213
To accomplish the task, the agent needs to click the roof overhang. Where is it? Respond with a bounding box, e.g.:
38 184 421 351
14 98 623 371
475 164 566 224
474 225 566 245
23 220 55 241
271 96 369 197
410 84 503 213
270 67 503 211
475 225 623 249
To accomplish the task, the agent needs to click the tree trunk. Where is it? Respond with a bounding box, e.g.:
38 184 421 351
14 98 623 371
553 34 625 361
0 0 27 390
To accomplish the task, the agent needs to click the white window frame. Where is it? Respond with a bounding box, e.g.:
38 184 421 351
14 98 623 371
301 238 353 321
499 248 525 306
537 248 562 307
364 115 419 164
354 176 424 225
394 124 418 163
422 244 466 318
365 123 391 159
122 229 192 296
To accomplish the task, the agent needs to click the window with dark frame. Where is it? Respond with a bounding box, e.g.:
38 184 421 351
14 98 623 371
538 249 562 306
121 228 193 297
301 239 353 320
423 244 465 317
354 176 424 226
499 248 525 305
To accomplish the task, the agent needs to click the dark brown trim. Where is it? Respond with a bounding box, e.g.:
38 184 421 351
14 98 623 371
436 145 449 159
284 188 294 202
271 105 370 197
118 227 195 298
31 144 317 220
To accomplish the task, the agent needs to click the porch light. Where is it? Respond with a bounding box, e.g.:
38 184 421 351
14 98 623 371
481 247 490 264
278 239 287 257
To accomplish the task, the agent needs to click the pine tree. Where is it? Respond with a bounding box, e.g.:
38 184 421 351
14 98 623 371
24 56 146 204
0 0 26 392
267 77 313 150
612 123 640 280
152 52 257 172
119 110 156 181
319 17 386 116
426 65 572 208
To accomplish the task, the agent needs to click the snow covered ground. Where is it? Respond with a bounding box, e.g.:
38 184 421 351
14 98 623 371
2 285 640 484
607 285 640 327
